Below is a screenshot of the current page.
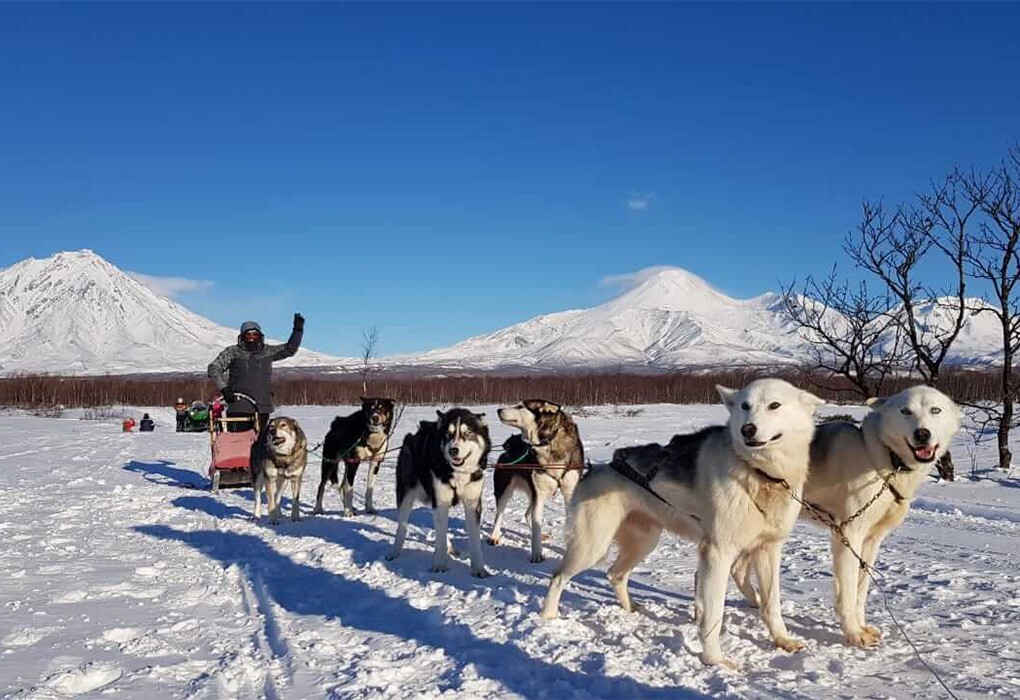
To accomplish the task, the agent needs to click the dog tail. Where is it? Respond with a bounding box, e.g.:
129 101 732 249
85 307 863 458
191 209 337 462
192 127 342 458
321 457 339 484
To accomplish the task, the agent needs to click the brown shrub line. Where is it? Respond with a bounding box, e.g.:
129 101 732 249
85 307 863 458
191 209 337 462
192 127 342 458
0 368 1002 409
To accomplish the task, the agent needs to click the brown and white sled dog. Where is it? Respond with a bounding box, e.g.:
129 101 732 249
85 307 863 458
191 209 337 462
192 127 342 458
254 416 308 524
386 409 492 577
314 398 395 516
489 400 584 562
541 378 824 668
732 384 962 648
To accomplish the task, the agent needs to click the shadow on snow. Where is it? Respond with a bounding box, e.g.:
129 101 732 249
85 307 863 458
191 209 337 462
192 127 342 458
137 499 710 699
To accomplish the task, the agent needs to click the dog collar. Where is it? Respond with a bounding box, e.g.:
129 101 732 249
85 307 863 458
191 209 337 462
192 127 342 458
888 450 914 473
751 466 787 485
367 425 387 434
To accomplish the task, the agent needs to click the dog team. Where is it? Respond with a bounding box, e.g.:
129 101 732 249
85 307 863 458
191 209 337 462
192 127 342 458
248 380 962 669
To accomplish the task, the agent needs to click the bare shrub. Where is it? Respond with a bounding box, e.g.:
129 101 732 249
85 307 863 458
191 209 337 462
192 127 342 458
0 367 1003 409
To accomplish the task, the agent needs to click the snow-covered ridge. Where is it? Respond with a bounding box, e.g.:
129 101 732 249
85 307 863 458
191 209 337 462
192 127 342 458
385 268 1000 372
0 250 348 376
0 252 1002 376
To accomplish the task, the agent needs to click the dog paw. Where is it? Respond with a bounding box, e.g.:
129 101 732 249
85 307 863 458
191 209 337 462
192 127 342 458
471 568 490 579
384 550 400 561
291 514 301 522
539 609 558 621
700 653 740 671
541 532 552 542
363 507 377 515
845 627 882 648
430 561 450 573
342 508 355 517
529 553 546 563
775 636 806 653
312 506 324 515
486 536 500 546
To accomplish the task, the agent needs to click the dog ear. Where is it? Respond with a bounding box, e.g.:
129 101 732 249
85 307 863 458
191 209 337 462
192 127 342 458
865 397 885 409
539 402 561 414
436 409 445 419
475 412 487 425
799 390 825 408
716 385 737 407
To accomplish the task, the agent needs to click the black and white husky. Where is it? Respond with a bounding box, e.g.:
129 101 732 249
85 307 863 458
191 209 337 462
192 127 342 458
314 398 395 517
386 408 492 577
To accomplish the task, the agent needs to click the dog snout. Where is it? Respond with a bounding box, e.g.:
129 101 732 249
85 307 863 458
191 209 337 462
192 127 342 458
914 428 931 444
740 423 757 439
370 414 381 425
449 446 460 457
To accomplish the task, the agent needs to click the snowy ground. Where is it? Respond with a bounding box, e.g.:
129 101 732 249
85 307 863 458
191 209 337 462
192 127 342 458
1 402 1019 699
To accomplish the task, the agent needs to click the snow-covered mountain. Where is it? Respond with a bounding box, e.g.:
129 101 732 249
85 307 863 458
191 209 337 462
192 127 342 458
385 268 1001 372
0 252 1001 376
0 250 347 376
385 269 810 371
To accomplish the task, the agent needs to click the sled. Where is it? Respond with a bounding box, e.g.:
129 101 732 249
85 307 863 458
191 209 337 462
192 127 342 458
208 413 260 491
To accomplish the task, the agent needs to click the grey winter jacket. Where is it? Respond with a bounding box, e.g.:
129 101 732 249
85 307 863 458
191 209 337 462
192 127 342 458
207 328 303 413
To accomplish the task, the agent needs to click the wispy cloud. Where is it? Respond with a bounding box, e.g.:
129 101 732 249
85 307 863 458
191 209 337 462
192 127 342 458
129 272 213 299
600 265 679 290
626 192 655 210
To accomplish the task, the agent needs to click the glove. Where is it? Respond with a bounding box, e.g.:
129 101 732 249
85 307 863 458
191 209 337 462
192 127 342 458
221 387 237 404
293 312 305 332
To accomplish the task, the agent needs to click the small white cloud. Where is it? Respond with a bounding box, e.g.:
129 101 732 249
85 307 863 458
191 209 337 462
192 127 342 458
129 272 213 299
600 265 678 290
626 192 655 210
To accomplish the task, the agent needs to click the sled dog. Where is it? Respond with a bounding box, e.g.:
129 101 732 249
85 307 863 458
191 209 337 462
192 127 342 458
732 384 962 648
489 400 585 562
386 409 492 577
254 416 308 524
541 378 823 668
314 398 395 516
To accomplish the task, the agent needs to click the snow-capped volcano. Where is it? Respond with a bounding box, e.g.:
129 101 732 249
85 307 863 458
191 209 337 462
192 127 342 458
0 250 345 375
389 268 812 371
387 268 1001 372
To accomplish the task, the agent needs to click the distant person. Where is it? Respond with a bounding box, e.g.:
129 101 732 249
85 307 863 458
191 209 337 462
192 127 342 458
211 395 225 432
122 417 136 432
207 314 304 437
139 413 155 432
174 397 187 432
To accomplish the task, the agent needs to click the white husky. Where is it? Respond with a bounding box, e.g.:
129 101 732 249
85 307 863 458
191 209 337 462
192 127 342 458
733 384 962 648
541 378 823 668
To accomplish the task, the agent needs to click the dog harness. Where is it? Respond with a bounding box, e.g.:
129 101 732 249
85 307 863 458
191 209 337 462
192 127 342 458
608 455 671 505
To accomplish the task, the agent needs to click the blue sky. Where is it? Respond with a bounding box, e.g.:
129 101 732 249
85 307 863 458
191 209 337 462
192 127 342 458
1 2 1017 357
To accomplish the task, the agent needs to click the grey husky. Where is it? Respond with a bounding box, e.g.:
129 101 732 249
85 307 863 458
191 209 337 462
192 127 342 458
489 400 584 562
